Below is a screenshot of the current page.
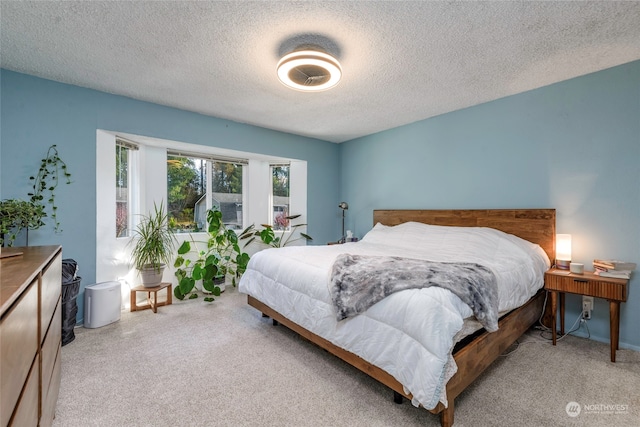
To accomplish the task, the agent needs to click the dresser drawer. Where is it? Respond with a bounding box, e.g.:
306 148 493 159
41 297 62 401
41 342 61 427
41 253 62 342
8 357 39 427
1 280 38 427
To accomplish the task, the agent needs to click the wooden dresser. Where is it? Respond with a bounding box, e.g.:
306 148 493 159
1 246 62 427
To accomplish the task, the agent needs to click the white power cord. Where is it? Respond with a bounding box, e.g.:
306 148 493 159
502 288 593 357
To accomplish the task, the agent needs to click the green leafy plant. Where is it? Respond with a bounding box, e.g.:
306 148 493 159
1 145 72 247
130 202 176 272
0 200 46 246
241 214 312 248
28 144 72 233
173 208 251 302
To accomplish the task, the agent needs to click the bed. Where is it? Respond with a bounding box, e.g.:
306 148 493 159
239 209 555 426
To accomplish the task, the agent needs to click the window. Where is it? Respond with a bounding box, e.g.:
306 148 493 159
167 152 246 232
167 153 207 232
211 161 244 230
115 140 138 237
96 130 308 284
271 164 290 230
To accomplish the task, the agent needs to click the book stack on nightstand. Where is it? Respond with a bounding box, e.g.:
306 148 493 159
592 259 636 279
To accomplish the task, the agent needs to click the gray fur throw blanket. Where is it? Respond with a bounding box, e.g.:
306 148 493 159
330 254 499 332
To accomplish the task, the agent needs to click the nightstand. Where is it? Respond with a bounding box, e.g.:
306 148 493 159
544 268 629 362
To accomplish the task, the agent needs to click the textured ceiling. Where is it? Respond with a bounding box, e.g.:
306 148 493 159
1 1 639 143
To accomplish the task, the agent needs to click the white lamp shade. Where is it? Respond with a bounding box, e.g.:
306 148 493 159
556 234 572 260
556 234 572 269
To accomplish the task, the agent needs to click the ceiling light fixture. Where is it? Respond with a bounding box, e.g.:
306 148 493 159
277 50 342 92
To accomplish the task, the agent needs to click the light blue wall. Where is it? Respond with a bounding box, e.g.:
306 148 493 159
1 70 341 321
340 60 640 349
2 62 639 349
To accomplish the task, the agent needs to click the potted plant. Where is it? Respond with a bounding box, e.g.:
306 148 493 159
130 202 177 287
0 199 46 246
241 213 312 248
174 207 251 302
1 145 72 247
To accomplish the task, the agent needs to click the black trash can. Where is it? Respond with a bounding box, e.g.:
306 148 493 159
61 259 81 346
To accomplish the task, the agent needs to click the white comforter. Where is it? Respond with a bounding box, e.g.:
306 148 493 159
238 222 550 409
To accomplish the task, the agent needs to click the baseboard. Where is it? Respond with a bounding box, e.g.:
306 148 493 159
570 330 640 352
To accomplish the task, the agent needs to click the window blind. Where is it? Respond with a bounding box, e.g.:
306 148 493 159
167 149 248 165
115 137 139 150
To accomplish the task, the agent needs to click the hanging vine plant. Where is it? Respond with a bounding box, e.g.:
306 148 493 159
27 144 72 232
1 145 72 247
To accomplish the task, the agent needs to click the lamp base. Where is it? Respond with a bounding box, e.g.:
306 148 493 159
556 260 571 270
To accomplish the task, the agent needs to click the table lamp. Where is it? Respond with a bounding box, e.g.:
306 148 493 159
556 234 572 270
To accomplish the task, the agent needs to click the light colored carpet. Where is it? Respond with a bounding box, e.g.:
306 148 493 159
54 287 640 427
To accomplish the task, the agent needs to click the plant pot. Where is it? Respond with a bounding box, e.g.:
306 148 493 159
216 276 226 293
201 275 225 294
139 264 166 287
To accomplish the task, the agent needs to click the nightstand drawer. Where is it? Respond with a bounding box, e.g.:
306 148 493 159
544 271 627 301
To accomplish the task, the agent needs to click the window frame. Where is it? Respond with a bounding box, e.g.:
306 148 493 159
166 150 248 233
96 130 308 286
166 152 209 233
115 139 139 238
270 163 291 231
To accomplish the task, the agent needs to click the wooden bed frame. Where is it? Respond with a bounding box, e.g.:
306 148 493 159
247 208 555 427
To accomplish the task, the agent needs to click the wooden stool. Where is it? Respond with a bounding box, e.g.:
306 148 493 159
130 282 172 313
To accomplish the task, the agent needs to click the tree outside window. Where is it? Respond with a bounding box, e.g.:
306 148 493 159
167 155 205 232
167 155 244 232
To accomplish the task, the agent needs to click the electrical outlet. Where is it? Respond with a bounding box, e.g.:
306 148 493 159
582 296 594 320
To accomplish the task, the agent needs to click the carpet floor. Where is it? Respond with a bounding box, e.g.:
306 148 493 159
53 287 640 427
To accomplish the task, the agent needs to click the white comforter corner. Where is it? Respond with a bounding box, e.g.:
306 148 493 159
239 223 549 409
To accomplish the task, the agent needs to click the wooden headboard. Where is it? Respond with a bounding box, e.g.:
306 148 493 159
373 209 556 263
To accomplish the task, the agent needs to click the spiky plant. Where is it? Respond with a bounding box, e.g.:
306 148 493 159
130 202 176 272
